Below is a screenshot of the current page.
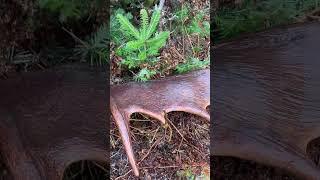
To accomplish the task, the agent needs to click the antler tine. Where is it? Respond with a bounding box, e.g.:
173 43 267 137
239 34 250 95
111 69 210 176
110 98 140 176
164 105 210 121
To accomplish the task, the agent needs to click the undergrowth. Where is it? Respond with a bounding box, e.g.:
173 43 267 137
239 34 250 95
176 57 210 74
215 0 320 41
64 24 109 66
171 3 210 74
110 1 210 82
38 0 104 22
115 6 170 81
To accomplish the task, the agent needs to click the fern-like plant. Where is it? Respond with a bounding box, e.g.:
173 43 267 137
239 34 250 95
115 6 170 81
175 57 210 74
64 24 109 66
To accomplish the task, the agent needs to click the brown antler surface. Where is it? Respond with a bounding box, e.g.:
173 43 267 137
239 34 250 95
111 69 210 176
213 22 320 179
0 64 107 180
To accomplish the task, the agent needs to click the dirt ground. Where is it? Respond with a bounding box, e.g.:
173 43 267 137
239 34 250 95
110 112 210 179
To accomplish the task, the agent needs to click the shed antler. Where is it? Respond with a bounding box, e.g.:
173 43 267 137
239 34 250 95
0 64 107 180
213 22 320 179
111 69 210 176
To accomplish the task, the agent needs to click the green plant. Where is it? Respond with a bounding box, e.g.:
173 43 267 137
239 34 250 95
111 8 133 46
38 0 103 22
116 6 170 81
133 68 157 82
173 5 210 38
215 0 320 40
64 24 109 66
176 165 210 180
177 168 195 180
112 0 157 13
170 3 210 70
187 11 210 38
175 57 209 74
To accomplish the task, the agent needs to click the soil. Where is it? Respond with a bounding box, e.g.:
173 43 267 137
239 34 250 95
110 112 210 179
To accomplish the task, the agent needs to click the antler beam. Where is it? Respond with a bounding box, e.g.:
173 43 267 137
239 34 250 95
213 22 320 179
0 64 107 180
111 69 210 176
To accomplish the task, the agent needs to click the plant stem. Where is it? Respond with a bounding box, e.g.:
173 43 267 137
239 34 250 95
158 0 165 10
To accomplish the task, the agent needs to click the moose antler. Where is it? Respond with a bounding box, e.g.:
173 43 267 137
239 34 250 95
213 22 320 179
111 69 210 176
0 63 107 180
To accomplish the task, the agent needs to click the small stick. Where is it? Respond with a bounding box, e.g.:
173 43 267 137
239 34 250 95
138 137 163 164
115 169 132 180
165 116 206 158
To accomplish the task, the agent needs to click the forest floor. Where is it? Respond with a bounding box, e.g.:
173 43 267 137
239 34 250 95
110 112 210 179
110 0 210 179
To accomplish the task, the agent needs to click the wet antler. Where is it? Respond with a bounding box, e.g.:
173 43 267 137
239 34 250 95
111 69 210 176
213 22 320 179
0 64 107 180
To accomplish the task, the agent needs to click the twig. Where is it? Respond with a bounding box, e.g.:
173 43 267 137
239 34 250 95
138 137 163 165
141 163 207 169
172 46 185 61
115 169 132 180
158 0 165 10
142 165 180 169
130 118 155 123
165 115 206 158
192 122 209 131
150 127 160 143
93 162 107 172
165 115 186 142
110 147 122 158
184 26 196 56
62 27 88 47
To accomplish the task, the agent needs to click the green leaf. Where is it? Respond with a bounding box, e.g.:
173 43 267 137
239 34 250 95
145 9 161 39
140 9 149 39
117 14 141 39
126 40 145 50
176 58 209 74
146 31 169 52
134 68 156 82
138 50 147 61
